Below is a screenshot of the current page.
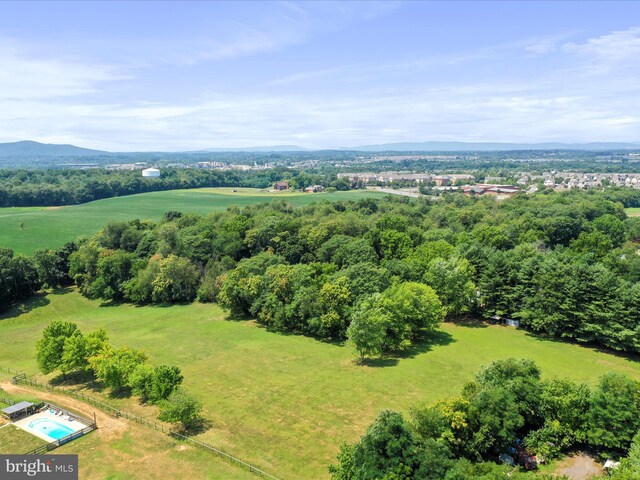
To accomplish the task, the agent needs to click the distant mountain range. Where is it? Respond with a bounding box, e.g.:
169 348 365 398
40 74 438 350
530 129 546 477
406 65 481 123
0 140 109 158
343 141 640 152
202 145 311 152
1 139 639 159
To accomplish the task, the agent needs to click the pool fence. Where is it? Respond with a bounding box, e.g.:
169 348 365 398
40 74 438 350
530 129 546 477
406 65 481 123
1 367 282 480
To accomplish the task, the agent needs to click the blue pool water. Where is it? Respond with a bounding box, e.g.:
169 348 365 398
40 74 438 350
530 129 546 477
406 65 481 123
28 418 76 441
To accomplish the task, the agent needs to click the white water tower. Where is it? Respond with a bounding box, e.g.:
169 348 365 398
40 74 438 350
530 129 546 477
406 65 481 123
142 167 161 178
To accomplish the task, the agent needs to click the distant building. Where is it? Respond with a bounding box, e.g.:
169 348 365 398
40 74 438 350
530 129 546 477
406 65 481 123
142 168 161 178
304 185 324 193
273 181 289 191
433 175 451 186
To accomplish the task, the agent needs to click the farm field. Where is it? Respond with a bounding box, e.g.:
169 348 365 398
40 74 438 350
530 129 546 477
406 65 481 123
0 188 385 254
625 207 640 217
1 290 639 479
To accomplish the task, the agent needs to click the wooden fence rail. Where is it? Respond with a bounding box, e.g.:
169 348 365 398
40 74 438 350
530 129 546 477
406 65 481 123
1 368 282 480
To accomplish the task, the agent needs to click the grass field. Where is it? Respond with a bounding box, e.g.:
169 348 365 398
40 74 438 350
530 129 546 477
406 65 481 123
625 207 640 217
0 384 256 480
1 291 639 479
0 188 385 254
0 425 46 454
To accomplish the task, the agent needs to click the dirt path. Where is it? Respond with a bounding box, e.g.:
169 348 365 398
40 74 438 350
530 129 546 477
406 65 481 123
555 453 603 480
0 382 127 440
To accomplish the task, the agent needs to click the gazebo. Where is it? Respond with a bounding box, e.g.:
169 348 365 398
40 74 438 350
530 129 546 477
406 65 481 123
1 401 35 420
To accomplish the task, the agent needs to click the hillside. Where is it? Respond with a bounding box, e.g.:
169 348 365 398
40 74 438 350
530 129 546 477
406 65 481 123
346 141 640 152
0 140 109 158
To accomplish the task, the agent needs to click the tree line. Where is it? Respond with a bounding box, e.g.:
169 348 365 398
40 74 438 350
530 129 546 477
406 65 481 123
35 321 202 430
329 358 640 479
0 167 351 208
2 189 640 357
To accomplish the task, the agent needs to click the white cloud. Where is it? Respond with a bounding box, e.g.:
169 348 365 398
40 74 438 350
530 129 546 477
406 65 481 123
563 26 640 63
0 40 128 100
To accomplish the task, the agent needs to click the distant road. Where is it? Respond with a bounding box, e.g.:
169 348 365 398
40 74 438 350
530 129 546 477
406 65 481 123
366 187 421 198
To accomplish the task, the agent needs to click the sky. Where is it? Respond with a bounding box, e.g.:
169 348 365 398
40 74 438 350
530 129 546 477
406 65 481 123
0 0 639 151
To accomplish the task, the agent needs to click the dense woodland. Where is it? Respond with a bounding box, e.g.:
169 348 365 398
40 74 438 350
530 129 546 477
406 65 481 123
2 189 640 357
330 358 640 479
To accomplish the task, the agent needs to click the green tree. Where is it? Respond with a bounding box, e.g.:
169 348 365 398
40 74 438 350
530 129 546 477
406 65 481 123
423 257 476 317
90 250 137 300
129 364 155 401
525 378 590 458
89 346 148 392
36 321 79 375
592 213 627 247
347 301 387 362
158 390 203 430
588 373 640 453
379 282 445 350
151 254 200 303
608 431 640 479
329 410 419 480
61 328 109 375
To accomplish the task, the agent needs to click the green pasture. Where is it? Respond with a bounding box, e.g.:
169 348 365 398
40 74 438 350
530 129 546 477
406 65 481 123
625 207 640 217
1 291 639 479
0 425 46 454
0 188 384 254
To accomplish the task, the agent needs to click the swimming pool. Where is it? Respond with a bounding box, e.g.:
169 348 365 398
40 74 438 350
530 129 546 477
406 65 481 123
27 418 76 441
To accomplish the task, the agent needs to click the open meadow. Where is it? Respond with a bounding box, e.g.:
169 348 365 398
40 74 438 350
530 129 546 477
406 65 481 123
0 188 385 254
1 290 639 479
625 207 640 217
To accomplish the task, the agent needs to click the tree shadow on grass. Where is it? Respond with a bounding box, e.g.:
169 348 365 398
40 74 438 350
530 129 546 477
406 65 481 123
522 330 640 365
50 286 73 296
223 312 254 322
182 417 213 436
448 316 489 329
364 330 456 368
50 370 94 387
0 292 50 321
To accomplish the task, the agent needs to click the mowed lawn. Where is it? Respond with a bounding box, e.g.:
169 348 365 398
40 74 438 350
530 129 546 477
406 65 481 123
0 188 385 254
1 292 640 479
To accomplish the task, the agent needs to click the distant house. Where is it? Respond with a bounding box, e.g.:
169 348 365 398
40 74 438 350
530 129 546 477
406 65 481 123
273 181 289 191
433 175 451 186
304 185 324 193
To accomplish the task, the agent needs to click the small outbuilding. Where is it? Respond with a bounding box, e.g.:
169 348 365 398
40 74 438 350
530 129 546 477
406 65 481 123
305 185 324 193
273 181 289 191
1 401 35 420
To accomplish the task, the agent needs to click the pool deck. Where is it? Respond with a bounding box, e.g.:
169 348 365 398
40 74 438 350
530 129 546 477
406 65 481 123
13 410 85 443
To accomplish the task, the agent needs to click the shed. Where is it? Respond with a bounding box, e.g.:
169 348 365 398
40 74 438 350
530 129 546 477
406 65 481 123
273 181 289 191
1 401 35 420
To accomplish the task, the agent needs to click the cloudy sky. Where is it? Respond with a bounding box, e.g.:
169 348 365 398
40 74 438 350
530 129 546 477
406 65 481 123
1 0 639 151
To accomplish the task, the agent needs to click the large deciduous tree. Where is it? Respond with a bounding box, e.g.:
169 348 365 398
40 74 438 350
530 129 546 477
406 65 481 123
36 321 79 376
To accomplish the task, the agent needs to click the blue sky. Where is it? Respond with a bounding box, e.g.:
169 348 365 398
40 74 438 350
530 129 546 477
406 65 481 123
0 1 639 151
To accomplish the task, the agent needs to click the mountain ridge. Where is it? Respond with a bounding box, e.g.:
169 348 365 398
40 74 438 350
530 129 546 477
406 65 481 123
1 139 639 158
